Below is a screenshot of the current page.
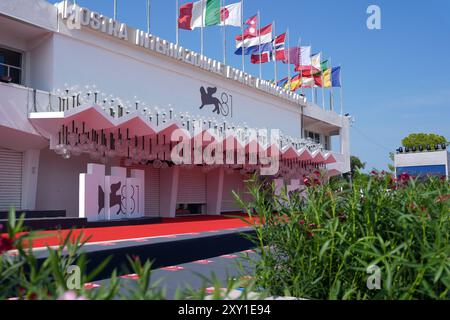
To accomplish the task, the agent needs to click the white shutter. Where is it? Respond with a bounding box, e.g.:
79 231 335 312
0 148 22 211
177 167 206 204
222 171 246 212
145 167 160 216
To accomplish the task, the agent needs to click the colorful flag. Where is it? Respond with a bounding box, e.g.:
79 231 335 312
250 32 286 63
323 68 332 88
301 77 315 88
314 74 323 87
289 73 302 91
274 33 286 61
219 2 242 27
283 46 311 66
296 66 321 77
178 0 220 30
311 53 321 72
236 15 258 40
331 66 341 87
251 51 271 64
243 15 258 37
321 60 328 71
277 77 289 87
235 24 273 55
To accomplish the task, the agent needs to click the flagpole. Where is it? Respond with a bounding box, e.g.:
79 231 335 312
201 0 205 56
339 64 343 116
146 0 151 34
287 28 291 89
299 38 304 96
241 0 245 72
258 10 262 79
329 56 333 111
176 0 179 45
321 57 325 110
273 20 277 84
221 0 225 64
310 43 314 104
114 0 117 20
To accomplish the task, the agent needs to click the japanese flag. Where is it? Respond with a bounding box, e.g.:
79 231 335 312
219 2 242 27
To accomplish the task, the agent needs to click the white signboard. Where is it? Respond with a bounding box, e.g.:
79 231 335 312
79 164 145 221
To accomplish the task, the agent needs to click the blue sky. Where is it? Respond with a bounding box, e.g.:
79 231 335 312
50 0 450 170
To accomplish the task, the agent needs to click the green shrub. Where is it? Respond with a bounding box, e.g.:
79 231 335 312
235 172 450 300
0 208 257 300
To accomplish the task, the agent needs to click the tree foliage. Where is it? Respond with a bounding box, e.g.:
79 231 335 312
350 155 365 174
402 133 448 148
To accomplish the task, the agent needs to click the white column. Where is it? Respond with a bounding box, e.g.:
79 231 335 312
21 149 40 210
206 166 224 215
160 166 179 217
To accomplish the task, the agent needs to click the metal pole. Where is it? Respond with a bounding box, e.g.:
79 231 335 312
287 28 291 89
176 0 179 45
273 21 277 84
201 0 205 56
147 0 151 34
339 64 343 116
322 57 325 110
258 11 262 79
299 38 304 96
114 0 117 20
330 56 333 111
241 0 245 72
222 0 227 64
310 44 313 103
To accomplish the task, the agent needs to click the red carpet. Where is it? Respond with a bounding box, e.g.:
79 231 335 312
7 215 256 249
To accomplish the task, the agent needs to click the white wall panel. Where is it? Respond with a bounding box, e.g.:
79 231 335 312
177 167 206 204
0 148 23 210
221 171 247 213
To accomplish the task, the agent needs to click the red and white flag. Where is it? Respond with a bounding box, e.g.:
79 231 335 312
219 2 242 27
274 33 286 61
236 14 258 41
250 32 286 64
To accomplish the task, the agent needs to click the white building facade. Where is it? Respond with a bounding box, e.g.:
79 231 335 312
395 149 449 178
0 0 350 219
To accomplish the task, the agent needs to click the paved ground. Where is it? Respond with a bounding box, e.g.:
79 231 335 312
87 249 259 299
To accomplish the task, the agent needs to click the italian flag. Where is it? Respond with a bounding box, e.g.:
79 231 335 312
179 0 221 30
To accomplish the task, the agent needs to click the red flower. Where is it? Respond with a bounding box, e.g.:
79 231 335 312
307 232 315 238
0 235 14 255
309 223 317 228
314 171 321 178
370 170 378 175
303 178 311 187
299 220 305 225
400 172 411 182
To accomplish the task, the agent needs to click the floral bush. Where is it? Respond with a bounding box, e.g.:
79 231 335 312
0 210 257 300
236 171 450 299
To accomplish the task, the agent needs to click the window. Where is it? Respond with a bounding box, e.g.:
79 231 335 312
304 130 321 145
0 47 22 85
